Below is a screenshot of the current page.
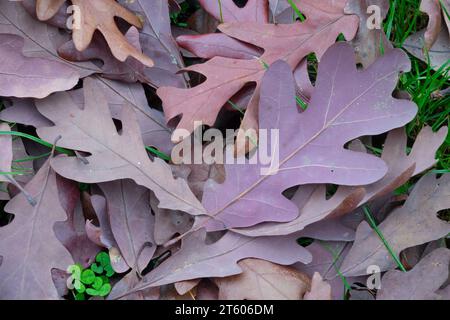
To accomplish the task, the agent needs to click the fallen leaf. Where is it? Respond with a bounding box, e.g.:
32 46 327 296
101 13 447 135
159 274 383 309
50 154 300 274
54 176 100 268
35 77 204 217
0 99 52 128
58 27 149 84
176 33 262 60
109 271 160 300
0 1 99 78
87 78 173 155
98 180 156 273
114 230 311 297
341 174 450 276
84 193 116 249
236 125 446 237
36 0 66 21
201 43 417 231
377 248 450 300
214 258 311 300
403 28 450 71
0 161 73 299
268 0 292 19
303 272 332 300
151 194 194 246
119 0 186 88
344 0 393 67
420 0 443 49
159 1 359 145
174 279 201 296
35 0 154 68
0 34 78 98
198 0 269 23
294 241 354 300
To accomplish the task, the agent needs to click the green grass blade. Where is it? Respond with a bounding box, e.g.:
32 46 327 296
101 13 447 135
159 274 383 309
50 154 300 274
145 146 172 162
0 131 73 155
318 241 352 299
287 0 306 21
363 205 407 272
218 0 224 23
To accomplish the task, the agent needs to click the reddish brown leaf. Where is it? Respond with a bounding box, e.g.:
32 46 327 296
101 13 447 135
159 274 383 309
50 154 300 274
214 258 311 300
158 3 359 147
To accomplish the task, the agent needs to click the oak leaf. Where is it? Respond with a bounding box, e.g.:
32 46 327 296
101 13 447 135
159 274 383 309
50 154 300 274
200 43 417 231
113 230 311 298
0 34 78 98
340 174 450 276
36 0 65 21
35 77 205 217
158 1 359 146
0 1 99 79
198 0 269 23
0 161 73 299
213 258 311 300
377 248 450 300
35 0 154 67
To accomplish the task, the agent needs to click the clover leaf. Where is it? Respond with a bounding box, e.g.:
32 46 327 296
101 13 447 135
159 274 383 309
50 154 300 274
81 269 96 285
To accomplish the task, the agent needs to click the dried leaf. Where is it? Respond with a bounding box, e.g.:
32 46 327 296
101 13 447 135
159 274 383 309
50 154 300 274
0 99 52 128
177 33 262 60
404 28 450 71
341 174 450 276
58 27 148 84
88 78 173 155
151 196 194 246
0 161 73 299
420 0 443 49
303 272 332 300
268 0 292 19
119 0 186 88
236 125 445 237
114 230 311 297
202 43 417 231
36 0 66 21
159 2 359 144
54 177 100 268
0 1 99 78
344 0 393 67
98 180 156 273
0 34 78 98
35 77 204 217
377 248 450 300
109 271 160 300
199 0 269 23
214 258 311 300
294 241 353 300
36 0 154 67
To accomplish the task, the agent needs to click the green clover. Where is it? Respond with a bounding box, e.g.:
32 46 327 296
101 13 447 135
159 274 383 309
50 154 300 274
86 276 112 297
91 252 115 277
67 264 86 293
80 269 96 285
